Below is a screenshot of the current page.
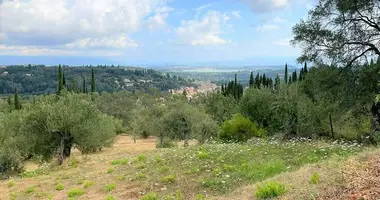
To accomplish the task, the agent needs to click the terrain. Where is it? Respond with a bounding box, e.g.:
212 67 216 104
1 135 372 200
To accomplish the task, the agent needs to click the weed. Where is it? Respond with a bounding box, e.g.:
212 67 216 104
255 181 286 199
55 183 64 191
105 194 116 200
104 183 117 192
83 180 94 188
117 174 126 181
67 188 85 197
160 175 176 184
9 192 17 200
68 157 79 168
154 156 163 163
110 158 128 165
175 190 183 200
196 149 209 159
135 172 146 180
141 192 159 200
159 166 170 173
136 154 147 162
76 179 85 185
107 167 115 174
25 185 36 193
310 172 320 184
21 168 48 178
195 194 206 200
7 179 15 188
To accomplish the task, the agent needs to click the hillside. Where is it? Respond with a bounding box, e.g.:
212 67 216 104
0 135 372 200
0 65 194 95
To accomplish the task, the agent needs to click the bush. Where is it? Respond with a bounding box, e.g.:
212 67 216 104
255 181 286 199
219 114 265 142
55 183 64 191
106 168 114 174
156 138 175 148
110 158 128 165
104 183 116 192
67 188 85 197
310 172 320 184
25 185 36 193
7 179 15 188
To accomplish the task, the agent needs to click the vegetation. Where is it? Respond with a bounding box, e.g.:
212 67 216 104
67 188 85 197
255 181 286 199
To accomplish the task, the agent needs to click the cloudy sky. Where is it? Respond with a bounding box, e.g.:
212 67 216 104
0 0 315 65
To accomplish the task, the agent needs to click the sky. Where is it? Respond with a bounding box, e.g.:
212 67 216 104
0 0 316 66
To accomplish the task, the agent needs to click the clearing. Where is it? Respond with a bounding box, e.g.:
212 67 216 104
0 135 376 200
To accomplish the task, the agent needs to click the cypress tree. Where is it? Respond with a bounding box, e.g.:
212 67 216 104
275 75 280 90
293 70 297 82
289 76 292 84
262 74 267 87
249 71 254 88
82 76 87 94
14 88 21 110
57 65 63 95
221 84 225 94
91 68 96 93
255 73 260 88
303 62 308 74
62 72 66 88
299 68 304 81
7 95 12 106
284 63 288 84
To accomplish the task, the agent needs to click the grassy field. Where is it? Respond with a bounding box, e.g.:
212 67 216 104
0 135 370 200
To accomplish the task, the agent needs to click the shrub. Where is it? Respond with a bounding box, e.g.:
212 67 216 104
136 154 147 162
7 179 15 188
141 192 159 200
160 175 176 184
105 194 116 200
135 172 146 180
310 172 320 184
67 188 85 197
255 181 286 199
104 183 117 192
219 114 265 142
83 180 94 188
68 157 79 168
195 194 206 200
55 183 64 191
156 138 175 148
117 175 126 181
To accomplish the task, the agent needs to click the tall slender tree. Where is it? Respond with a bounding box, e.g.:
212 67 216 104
249 71 254 88
284 63 288 84
82 76 87 94
14 88 21 110
303 62 308 74
255 73 260 88
62 72 66 88
57 65 64 95
274 75 280 90
7 95 12 106
91 68 96 93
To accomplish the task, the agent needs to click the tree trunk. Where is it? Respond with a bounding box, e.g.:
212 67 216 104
329 113 334 139
63 135 73 158
58 135 64 165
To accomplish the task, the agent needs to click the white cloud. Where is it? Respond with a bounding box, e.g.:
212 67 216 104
272 16 288 23
240 0 289 13
195 3 212 12
0 0 167 55
272 38 291 46
65 35 138 49
176 11 232 46
256 24 280 31
231 11 241 19
146 12 169 31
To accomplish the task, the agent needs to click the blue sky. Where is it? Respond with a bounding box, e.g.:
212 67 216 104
0 0 316 66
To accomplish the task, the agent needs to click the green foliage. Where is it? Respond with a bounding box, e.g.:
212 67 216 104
136 154 147 162
255 181 286 199
310 172 320 184
7 179 15 188
160 175 176 184
106 168 114 174
111 158 128 165
25 185 36 193
67 188 85 197
83 180 94 188
140 192 159 200
104 183 117 192
105 194 116 200
135 172 146 180
118 175 126 181
55 183 64 191
195 194 206 200
156 138 175 148
219 114 265 142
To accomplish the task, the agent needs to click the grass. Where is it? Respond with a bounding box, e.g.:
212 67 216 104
83 180 94 188
111 158 128 165
160 175 176 184
55 183 64 191
255 181 286 199
25 185 36 193
310 172 320 184
107 167 115 174
141 192 159 200
104 183 117 192
67 188 85 197
105 194 116 200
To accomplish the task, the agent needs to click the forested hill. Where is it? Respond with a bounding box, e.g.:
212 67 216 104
0 65 194 95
